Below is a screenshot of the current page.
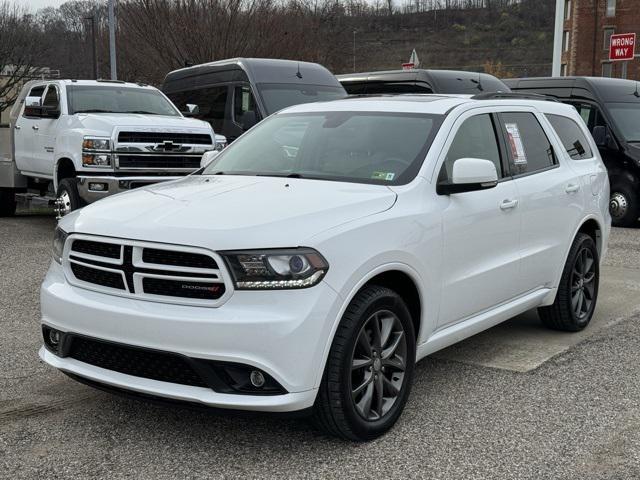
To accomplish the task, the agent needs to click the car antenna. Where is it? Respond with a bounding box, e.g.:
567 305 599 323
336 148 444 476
477 72 484 92
296 62 303 79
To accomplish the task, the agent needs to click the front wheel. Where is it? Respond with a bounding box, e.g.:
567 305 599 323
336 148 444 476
538 233 599 332
312 285 415 441
55 178 84 218
609 179 638 227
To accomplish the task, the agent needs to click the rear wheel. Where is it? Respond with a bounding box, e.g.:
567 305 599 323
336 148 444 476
0 189 17 217
55 178 84 217
312 285 415 441
538 233 599 332
609 179 638 227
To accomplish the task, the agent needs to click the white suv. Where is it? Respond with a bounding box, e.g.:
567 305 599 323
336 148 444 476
41 94 610 441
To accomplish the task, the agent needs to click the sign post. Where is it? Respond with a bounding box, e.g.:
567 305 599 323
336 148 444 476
609 33 636 62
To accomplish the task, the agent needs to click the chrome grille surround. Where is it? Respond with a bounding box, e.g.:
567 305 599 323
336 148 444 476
62 234 233 307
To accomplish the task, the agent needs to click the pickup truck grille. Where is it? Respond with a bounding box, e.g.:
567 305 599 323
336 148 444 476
64 236 229 306
117 155 201 169
118 131 213 145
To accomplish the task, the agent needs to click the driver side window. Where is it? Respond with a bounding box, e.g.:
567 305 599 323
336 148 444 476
440 114 503 182
42 85 60 109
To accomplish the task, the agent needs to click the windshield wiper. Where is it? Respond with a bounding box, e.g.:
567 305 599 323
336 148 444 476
256 173 305 178
128 110 161 115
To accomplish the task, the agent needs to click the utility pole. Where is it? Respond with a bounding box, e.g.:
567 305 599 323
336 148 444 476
85 15 98 79
353 30 356 72
108 0 117 80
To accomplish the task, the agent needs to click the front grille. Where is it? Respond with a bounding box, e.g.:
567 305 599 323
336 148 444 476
65 237 227 305
118 131 213 145
143 248 218 269
117 155 201 169
70 262 125 290
72 239 121 259
143 278 225 300
68 336 207 387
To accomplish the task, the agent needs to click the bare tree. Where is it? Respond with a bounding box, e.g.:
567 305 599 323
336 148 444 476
0 2 44 114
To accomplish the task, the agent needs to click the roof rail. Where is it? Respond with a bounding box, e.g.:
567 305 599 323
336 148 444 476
471 92 559 102
96 78 126 84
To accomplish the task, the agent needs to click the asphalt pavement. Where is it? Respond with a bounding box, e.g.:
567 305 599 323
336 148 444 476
1 213 639 479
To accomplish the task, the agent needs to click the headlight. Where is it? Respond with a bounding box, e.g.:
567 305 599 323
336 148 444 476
82 153 112 167
52 227 68 264
221 248 329 289
82 137 111 151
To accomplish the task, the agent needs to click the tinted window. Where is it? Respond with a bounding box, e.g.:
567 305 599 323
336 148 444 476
501 112 556 175
363 83 433 94
257 84 345 115
546 114 593 159
204 112 442 185
233 85 259 130
441 114 503 181
568 103 607 133
42 85 59 108
606 103 640 142
167 86 228 132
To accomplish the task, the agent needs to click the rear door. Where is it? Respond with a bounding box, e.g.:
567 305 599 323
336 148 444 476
14 84 46 174
497 110 584 293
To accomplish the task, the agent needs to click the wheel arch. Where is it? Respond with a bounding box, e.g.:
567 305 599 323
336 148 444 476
54 157 76 191
315 263 424 389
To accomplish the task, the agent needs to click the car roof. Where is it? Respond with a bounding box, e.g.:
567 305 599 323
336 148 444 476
279 94 578 116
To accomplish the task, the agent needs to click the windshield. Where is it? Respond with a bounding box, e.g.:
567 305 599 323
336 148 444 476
203 111 443 185
67 85 180 116
257 83 346 114
607 102 640 142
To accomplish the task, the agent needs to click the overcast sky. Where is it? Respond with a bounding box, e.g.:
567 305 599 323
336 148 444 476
15 0 69 12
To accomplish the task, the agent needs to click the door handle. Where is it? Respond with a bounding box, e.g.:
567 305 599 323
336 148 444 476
565 183 580 193
32 125 39 131
14 125 21 130
500 199 518 210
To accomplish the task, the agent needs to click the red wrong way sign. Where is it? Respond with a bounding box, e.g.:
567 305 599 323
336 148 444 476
609 33 636 61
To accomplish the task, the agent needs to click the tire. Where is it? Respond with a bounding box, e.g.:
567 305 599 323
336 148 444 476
312 285 416 441
56 178 84 217
609 179 639 227
538 233 599 332
0 189 17 217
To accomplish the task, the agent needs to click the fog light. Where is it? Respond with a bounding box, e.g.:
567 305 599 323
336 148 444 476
249 370 265 388
48 329 60 347
88 182 108 192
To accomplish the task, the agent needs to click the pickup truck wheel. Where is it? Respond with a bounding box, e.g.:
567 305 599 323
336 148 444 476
538 233 599 332
312 285 415 441
56 178 84 217
0 189 17 217
609 180 639 227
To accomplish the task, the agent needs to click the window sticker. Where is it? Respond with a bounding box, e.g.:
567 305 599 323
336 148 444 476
371 171 395 181
505 123 527 164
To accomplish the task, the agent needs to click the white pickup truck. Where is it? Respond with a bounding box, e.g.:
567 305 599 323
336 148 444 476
0 79 223 217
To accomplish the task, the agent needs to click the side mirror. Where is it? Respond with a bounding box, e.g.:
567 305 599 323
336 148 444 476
182 104 200 117
437 158 499 195
25 96 42 107
592 125 607 147
200 150 220 169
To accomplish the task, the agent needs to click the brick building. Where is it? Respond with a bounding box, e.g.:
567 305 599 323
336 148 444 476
561 0 639 79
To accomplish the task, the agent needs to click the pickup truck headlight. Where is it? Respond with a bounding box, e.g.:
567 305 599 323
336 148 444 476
221 248 329 289
82 153 112 167
52 227 68 264
82 137 111 151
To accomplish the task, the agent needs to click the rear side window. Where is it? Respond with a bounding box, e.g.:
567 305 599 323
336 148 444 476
500 112 556 176
166 86 228 132
545 114 593 160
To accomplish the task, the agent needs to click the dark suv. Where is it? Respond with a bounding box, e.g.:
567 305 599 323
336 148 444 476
505 76 640 227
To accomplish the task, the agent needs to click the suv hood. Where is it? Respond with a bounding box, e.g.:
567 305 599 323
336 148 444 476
64 176 397 249
73 113 211 135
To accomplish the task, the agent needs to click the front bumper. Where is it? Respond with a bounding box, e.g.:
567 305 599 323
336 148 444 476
40 261 342 412
77 175 187 204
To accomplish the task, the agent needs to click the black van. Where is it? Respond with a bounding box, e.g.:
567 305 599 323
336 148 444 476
337 69 511 95
505 77 640 227
162 58 347 142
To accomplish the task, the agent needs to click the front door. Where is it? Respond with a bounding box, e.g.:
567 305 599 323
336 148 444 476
14 84 46 175
437 112 522 328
